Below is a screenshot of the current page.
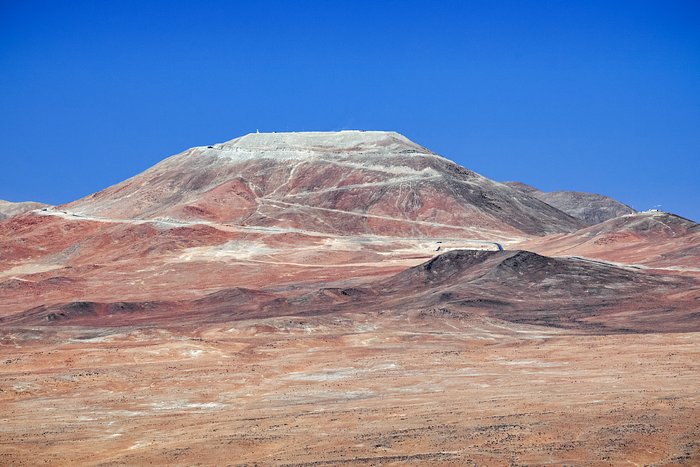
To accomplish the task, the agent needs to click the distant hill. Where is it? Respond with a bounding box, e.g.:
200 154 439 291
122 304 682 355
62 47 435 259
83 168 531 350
0 200 49 220
519 211 700 268
503 181 635 225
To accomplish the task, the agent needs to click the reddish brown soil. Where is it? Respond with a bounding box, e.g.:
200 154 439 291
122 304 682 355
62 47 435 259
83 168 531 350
1 314 698 465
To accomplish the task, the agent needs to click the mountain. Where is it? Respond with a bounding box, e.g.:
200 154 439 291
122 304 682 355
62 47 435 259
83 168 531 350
519 210 700 268
65 131 583 238
0 131 593 318
0 131 694 323
0 200 49 220
503 181 636 225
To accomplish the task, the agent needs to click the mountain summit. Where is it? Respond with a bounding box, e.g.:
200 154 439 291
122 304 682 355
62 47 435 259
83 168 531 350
215 130 432 154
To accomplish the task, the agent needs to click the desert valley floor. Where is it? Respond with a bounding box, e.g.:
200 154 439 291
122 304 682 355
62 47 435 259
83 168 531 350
2 314 699 465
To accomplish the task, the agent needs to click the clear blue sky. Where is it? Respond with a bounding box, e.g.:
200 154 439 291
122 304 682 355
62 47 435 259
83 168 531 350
2 0 699 220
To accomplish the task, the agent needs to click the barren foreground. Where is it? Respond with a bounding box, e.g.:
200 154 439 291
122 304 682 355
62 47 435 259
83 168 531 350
2 313 698 465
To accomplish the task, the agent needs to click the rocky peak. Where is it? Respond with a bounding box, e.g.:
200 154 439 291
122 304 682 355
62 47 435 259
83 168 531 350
212 130 433 156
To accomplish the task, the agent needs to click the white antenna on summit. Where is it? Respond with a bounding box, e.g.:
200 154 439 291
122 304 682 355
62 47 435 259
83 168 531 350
256 129 260 134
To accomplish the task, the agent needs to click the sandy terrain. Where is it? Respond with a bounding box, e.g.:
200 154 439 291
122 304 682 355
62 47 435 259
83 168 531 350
1 314 698 465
